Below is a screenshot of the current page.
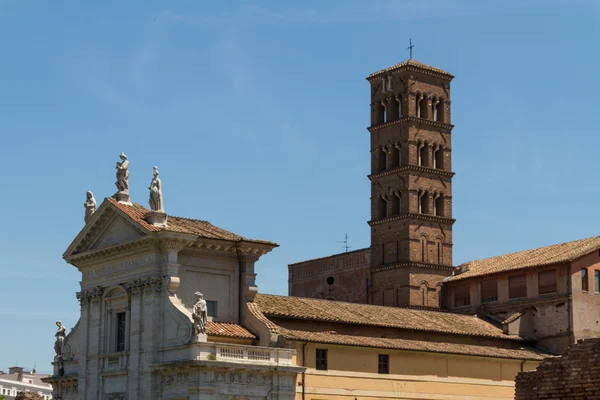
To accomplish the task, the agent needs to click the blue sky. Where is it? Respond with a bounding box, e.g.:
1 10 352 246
1 0 599 372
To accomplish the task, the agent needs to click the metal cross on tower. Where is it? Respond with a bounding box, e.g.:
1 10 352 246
337 234 351 252
408 38 414 59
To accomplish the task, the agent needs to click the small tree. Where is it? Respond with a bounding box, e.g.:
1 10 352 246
15 392 44 400
0 393 6 400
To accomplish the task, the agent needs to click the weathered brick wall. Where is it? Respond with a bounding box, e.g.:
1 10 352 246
515 338 600 400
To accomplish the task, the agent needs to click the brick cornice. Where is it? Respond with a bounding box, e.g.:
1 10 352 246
369 165 455 180
368 116 454 133
371 261 455 272
368 213 455 226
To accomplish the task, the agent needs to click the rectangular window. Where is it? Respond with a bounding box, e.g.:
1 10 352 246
453 284 470 307
538 269 557 294
116 312 126 352
509 274 527 299
582 268 589 291
596 271 600 294
316 349 328 371
207 300 217 318
480 280 498 303
378 354 389 374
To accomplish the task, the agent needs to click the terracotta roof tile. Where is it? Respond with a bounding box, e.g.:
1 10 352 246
449 236 600 282
278 329 550 361
207 321 255 339
367 58 453 79
107 198 276 246
254 294 521 341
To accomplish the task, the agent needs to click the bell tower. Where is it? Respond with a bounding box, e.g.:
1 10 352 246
366 59 456 308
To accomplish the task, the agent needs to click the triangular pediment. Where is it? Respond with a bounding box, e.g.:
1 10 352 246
64 199 149 259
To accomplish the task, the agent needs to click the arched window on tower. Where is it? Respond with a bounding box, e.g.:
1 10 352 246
390 143 400 169
418 145 428 167
418 95 428 119
434 195 444 217
378 147 387 172
378 194 388 219
419 192 429 214
396 95 403 118
391 192 401 215
433 147 444 170
395 143 402 167
381 101 388 123
435 100 444 122
420 236 428 263
374 103 385 125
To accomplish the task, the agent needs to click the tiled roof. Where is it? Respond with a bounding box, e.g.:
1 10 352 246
449 236 600 282
207 321 255 339
108 198 277 246
254 294 521 341
288 248 370 266
279 329 550 361
367 58 453 79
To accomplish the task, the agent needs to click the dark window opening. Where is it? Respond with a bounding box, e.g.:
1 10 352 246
433 149 444 169
374 103 385 125
595 270 600 294
509 275 527 299
454 284 470 307
207 300 217 318
378 197 387 219
419 194 429 214
582 268 589 291
434 196 444 216
418 97 427 119
116 312 126 352
391 194 400 215
326 276 335 285
378 148 387 172
481 280 498 303
316 349 328 370
418 146 427 167
538 270 557 295
378 354 389 374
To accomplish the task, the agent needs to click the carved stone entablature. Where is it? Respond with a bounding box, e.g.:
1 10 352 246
49 377 79 397
76 286 104 305
161 371 190 385
371 261 455 272
68 237 158 267
129 276 163 295
156 237 195 253
368 165 455 180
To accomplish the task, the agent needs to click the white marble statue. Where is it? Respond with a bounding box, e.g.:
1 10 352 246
54 321 66 358
84 191 97 223
115 152 130 194
148 166 164 212
192 292 208 335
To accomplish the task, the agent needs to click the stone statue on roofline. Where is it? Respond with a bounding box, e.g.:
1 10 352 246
146 165 168 227
84 191 97 223
192 292 208 342
54 320 66 358
149 166 164 212
114 152 131 204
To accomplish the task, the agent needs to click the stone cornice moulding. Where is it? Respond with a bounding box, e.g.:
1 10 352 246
368 213 455 226
368 165 455 180
371 261 455 272
66 236 160 267
367 65 454 82
367 116 454 133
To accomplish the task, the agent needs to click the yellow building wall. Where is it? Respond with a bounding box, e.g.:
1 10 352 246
294 342 540 400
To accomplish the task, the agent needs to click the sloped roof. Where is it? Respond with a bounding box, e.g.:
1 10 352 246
254 294 520 341
108 198 277 246
367 58 453 79
279 329 550 361
449 236 600 282
207 321 255 339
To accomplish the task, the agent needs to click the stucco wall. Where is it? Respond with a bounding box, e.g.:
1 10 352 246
570 251 600 342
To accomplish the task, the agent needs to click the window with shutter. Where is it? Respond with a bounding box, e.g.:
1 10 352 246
509 274 527 299
538 270 557 294
454 284 470 307
480 280 498 303
582 268 589 291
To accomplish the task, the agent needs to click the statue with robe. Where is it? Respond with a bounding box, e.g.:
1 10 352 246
148 166 164 212
84 191 97 223
115 152 130 193
192 292 208 335
54 321 66 358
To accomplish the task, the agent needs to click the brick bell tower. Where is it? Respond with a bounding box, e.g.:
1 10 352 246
366 58 455 308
